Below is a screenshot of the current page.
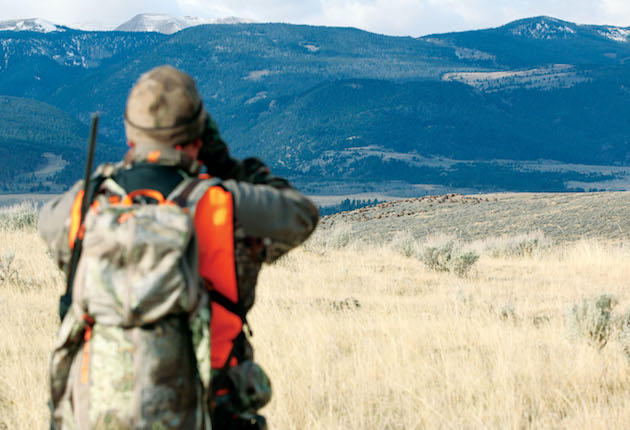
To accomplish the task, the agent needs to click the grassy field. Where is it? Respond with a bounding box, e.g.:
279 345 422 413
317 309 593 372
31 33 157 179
2 196 630 429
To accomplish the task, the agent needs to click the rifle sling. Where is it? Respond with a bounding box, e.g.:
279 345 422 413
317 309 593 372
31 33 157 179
59 175 107 319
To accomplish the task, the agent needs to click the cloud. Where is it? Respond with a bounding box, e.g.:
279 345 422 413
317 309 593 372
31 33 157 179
175 0 323 22
599 0 630 25
314 0 485 36
173 0 630 36
305 0 630 36
173 0 479 35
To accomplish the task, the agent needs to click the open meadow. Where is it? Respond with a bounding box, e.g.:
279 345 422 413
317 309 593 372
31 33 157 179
1 195 630 429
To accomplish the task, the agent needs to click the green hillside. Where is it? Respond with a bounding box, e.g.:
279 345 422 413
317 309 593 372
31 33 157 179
0 96 121 192
1 19 630 193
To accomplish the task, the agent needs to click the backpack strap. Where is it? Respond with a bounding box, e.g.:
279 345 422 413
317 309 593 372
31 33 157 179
168 176 221 211
209 290 250 336
170 175 251 369
121 189 166 205
60 164 122 319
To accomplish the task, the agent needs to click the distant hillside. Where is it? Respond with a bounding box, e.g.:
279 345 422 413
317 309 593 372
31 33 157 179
423 16 630 67
0 96 120 192
322 191 630 242
241 77 630 167
1 17 630 193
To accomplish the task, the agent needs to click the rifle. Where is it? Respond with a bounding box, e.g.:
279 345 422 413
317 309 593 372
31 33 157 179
59 114 99 320
79 115 99 227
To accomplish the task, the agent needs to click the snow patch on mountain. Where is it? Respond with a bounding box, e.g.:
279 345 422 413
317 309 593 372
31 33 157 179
0 31 163 71
300 42 320 52
245 92 268 105
67 21 118 31
509 17 576 39
0 18 62 33
115 13 254 34
598 27 630 43
244 69 276 81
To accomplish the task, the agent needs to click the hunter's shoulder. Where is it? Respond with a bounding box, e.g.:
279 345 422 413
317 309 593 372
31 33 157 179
39 180 83 228
40 180 84 214
38 180 85 268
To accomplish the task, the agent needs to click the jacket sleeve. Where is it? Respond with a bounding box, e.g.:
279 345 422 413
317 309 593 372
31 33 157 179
38 181 83 270
221 179 319 254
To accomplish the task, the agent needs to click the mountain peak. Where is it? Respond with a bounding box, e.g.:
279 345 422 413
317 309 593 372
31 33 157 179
0 18 63 33
503 16 577 39
114 13 254 34
115 14 190 34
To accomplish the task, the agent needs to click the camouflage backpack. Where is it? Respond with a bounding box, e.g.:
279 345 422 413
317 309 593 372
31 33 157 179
50 168 215 430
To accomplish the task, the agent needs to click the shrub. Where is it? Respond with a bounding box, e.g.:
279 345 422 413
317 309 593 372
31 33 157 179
566 295 630 362
0 252 18 284
420 241 479 277
476 232 551 258
389 231 419 258
498 303 517 322
450 252 480 277
421 242 454 272
615 310 630 361
0 202 38 231
304 222 357 253
566 294 617 348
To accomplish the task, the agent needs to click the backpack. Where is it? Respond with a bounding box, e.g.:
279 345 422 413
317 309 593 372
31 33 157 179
74 177 210 325
50 169 215 429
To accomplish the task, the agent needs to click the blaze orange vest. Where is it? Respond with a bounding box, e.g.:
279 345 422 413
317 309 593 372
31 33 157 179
194 186 242 369
68 182 243 370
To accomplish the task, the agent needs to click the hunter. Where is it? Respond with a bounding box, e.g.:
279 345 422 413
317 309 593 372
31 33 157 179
40 65 319 429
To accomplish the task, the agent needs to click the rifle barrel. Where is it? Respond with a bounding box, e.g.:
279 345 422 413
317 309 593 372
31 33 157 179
80 114 99 220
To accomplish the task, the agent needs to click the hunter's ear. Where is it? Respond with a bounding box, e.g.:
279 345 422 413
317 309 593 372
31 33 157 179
127 140 135 148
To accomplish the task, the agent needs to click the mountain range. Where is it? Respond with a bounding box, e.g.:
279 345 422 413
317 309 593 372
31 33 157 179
113 14 255 34
0 14 255 34
1 16 629 195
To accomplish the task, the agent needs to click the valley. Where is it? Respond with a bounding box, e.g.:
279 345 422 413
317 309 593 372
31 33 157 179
0 16 629 194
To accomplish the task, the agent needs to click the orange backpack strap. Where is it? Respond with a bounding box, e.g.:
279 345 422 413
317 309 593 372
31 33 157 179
121 189 166 205
194 185 243 369
69 190 85 250
62 167 118 319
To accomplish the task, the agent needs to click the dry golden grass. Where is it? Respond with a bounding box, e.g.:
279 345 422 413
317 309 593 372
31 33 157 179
0 229 63 429
2 220 630 428
251 237 630 429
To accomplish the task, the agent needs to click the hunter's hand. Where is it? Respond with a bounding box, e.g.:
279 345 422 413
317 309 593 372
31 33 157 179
198 114 240 178
197 116 290 188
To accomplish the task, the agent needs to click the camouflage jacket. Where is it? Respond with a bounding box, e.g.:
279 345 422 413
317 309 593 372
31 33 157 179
40 153 319 429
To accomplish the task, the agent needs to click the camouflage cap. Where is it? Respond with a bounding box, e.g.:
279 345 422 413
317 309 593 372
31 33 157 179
124 65 207 148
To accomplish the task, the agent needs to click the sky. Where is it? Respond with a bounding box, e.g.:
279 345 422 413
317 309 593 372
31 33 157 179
2 0 630 36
